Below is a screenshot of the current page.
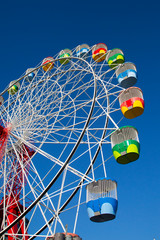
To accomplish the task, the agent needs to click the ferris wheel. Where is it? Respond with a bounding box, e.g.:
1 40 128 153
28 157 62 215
0 43 144 240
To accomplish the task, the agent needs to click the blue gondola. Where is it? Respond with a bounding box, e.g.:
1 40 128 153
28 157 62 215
25 68 37 82
76 44 90 59
115 62 137 88
86 178 118 222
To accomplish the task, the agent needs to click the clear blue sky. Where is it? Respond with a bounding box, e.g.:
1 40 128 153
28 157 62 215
0 0 159 239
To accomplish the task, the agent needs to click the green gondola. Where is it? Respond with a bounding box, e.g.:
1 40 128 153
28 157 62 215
110 126 140 164
106 48 124 69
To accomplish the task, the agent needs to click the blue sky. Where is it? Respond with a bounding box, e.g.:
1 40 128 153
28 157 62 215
0 0 159 239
